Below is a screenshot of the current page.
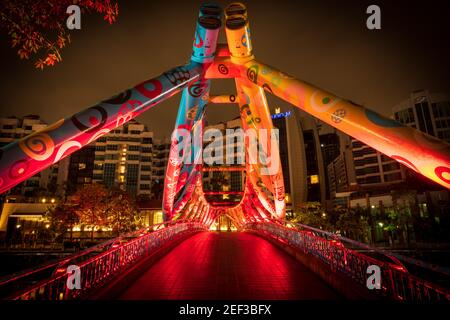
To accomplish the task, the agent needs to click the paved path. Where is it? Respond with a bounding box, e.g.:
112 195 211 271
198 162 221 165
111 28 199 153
119 232 340 299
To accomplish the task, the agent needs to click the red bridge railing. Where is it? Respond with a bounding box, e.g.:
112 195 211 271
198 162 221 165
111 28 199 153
1 221 207 300
244 221 450 301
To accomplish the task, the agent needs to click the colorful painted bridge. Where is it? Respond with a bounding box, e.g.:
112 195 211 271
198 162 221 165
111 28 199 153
0 3 450 300
0 220 449 300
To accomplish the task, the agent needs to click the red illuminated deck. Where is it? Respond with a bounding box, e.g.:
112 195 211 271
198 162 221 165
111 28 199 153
118 232 340 300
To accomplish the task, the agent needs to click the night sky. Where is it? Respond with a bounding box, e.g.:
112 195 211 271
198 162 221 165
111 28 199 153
1 0 450 138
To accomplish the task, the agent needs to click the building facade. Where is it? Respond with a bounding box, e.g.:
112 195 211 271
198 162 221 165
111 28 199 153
393 90 450 142
91 119 154 197
151 138 170 199
328 90 450 209
272 108 344 210
203 117 245 193
67 145 96 194
151 138 170 185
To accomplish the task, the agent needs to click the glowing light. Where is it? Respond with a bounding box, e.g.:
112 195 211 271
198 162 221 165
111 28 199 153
51 198 55 203
310 175 319 184
41 198 46 203
271 111 291 119
16 224 21 229
45 224 50 229
378 222 384 227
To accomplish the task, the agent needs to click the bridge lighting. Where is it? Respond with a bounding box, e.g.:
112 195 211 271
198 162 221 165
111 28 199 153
271 111 291 119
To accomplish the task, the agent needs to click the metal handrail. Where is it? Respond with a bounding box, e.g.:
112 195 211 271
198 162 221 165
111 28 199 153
2 220 206 300
0 219 184 288
277 219 450 277
280 219 406 268
243 221 450 301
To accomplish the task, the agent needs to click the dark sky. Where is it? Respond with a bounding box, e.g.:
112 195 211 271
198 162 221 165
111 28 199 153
1 0 450 138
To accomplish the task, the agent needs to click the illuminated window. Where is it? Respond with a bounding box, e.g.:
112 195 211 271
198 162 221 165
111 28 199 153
310 175 319 184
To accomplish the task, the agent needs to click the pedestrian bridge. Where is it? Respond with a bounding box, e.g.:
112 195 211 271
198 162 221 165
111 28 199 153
0 220 448 301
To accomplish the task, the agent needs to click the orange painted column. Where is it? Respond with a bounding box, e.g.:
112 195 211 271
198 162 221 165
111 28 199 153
224 6 286 219
237 59 450 189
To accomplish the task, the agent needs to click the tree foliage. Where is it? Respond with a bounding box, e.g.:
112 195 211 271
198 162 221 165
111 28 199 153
71 183 109 240
45 202 79 240
290 202 332 230
336 208 370 242
46 184 141 241
106 188 141 235
0 0 119 69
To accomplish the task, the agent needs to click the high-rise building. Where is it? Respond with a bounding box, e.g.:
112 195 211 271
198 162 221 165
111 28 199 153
151 138 170 184
351 138 406 187
91 119 154 197
67 145 95 194
151 138 170 199
0 115 69 196
327 154 348 195
203 117 245 193
272 109 305 211
326 129 408 207
272 108 343 209
327 90 450 209
393 90 450 142
344 90 450 191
